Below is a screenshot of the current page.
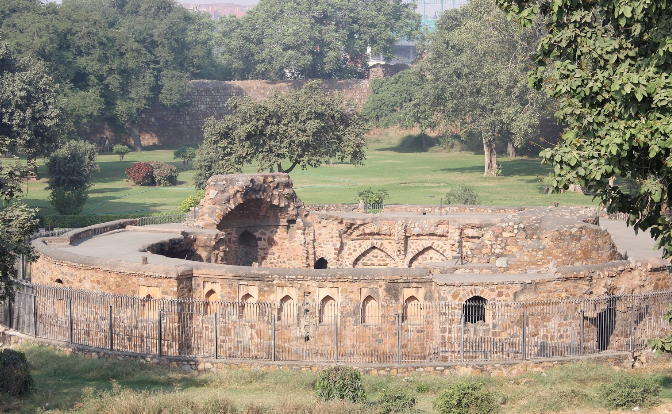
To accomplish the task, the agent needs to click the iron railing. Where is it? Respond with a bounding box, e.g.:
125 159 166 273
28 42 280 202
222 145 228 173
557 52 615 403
2 283 671 364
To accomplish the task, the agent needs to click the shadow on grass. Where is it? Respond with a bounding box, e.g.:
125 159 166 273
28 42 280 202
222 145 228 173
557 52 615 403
376 134 440 153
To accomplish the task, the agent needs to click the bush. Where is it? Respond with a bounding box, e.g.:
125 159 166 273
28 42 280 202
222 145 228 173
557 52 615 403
174 146 197 170
315 365 366 403
599 374 661 409
126 162 155 186
48 187 88 215
0 349 33 396
378 388 416 413
357 188 389 205
445 184 481 205
112 144 131 161
433 381 500 414
148 161 179 186
178 190 205 213
415 383 429 394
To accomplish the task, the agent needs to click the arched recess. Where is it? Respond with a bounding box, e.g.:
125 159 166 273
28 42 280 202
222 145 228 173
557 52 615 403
204 289 219 313
240 292 257 320
236 231 258 266
463 296 487 324
314 257 328 269
319 295 337 324
402 295 422 324
405 242 452 267
277 295 296 324
361 295 379 324
408 246 448 268
353 246 394 268
54 278 63 284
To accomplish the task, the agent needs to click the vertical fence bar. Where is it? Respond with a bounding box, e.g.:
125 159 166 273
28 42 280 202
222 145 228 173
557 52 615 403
630 303 635 352
214 312 218 359
33 295 37 336
8 297 12 330
68 299 73 343
397 313 402 364
460 313 465 361
108 305 113 351
579 309 584 356
158 309 163 357
334 314 338 364
272 315 276 362
522 311 527 360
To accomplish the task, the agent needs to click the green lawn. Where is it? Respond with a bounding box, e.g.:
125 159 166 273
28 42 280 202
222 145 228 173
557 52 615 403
2 343 671 413
16 133 598 217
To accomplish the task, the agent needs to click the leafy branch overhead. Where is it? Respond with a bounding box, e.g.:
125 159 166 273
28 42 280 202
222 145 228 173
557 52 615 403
497 0 672 257
194 81 367 189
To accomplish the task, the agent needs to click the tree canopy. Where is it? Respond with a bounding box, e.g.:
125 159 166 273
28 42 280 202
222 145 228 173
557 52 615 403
0 0 216 146
424 0 547 175
498 0 672 257
194 81 367 189
216 0 423 80
0 39 58 299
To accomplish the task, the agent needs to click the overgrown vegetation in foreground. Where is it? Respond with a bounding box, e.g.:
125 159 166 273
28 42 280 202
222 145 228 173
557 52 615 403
1 343 672 413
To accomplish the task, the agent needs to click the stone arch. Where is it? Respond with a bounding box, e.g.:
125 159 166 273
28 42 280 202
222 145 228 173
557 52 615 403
54 278 63 284
205 289 219 302
361 295 379 324
405 242 452 267
277 295 296 324
236 231 258 266
240 292 257 320
352 245 395 268
463 295 487 324
319 295 337 324
402 295 422 324
314 257 328 269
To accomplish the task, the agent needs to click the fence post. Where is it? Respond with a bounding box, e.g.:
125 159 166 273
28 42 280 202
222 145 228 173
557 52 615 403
33 295 37 337
272 314 276 362
397 313 402 364
108 304 113 351
460 313 465 361
333 314 338 364
7 296 12 330
522 311 527 360
630 303 635 352
158 309 163 357
68 299 73 344
214 312 218 359
580 309 584 356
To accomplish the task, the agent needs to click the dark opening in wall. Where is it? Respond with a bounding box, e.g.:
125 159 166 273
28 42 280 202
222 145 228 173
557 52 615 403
463 296 487 323
314 257 328 269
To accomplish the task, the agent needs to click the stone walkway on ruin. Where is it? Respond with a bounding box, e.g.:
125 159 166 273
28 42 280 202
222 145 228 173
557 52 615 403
46 213 667 285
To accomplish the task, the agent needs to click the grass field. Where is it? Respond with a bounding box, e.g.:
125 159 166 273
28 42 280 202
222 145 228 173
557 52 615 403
15 132 597 217
2 343 672 413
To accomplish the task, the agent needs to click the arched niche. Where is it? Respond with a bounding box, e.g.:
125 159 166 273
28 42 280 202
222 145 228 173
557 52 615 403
463 295 487 324
236 231 258 266
314 257 328 269
361 295 379 324
408 246 448 268
402 295 422 324
240 292 257 320
353 246 394 268
277 295 296 324
319 295 337 324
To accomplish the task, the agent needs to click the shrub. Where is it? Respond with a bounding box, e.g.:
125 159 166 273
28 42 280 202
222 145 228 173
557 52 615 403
599 374 661 409
357 188 389 205
415 383 429 394
445 184 481 205
0 349 33 396
48 187 88 215
126 162 155 186
46 140 98 191
315 365 366 403
174 146 197 170
433 381 500 414
112 144 131 161
148 161 179 186
179 190 205 213
378 388 416 413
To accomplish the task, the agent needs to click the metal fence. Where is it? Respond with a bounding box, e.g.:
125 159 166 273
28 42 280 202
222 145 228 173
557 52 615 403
2 283 671 364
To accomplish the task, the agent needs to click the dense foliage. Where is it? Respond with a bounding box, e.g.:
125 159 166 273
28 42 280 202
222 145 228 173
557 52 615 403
0 38 52 299
178 190 205 213
432 381 500 414
0 0 216 146
377 387 417 414
599 375 661 409
445 184 481 205
314 365 366 403
497 0 672 256
216 0 423 80
194 81 367 189
173 146 196 171
113 144 131 161
148 161 179 186
0 349 33 396
46 140 99 215
126 162 155 186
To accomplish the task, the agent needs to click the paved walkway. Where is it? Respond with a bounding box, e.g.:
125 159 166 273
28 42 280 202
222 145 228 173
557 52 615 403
599 218 664 260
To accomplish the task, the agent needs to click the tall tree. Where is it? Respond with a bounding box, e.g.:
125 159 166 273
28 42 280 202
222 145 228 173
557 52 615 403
424 0 547 175
194 81 367 188
0 39 60 299
46 140 99 215
216 0 423 80
498 0 672 257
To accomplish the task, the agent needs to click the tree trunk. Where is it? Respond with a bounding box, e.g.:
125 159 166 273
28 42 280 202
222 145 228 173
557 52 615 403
507 140 516 157
130 122 142 151
483 139 498 176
